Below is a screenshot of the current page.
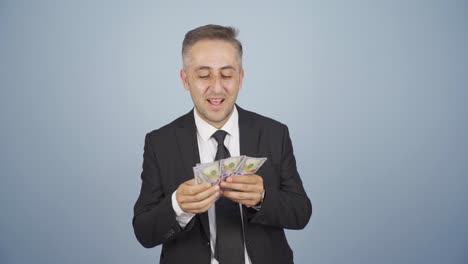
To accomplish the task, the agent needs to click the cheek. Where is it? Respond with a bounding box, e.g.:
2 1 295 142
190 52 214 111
191 82 209 96
189 87 204 102
221 80 236 91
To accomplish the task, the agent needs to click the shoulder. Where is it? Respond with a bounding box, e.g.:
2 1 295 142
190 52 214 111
146 110 193 141
238 106 288 131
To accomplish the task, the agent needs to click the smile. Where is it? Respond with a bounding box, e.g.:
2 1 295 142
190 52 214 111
207 99 225 106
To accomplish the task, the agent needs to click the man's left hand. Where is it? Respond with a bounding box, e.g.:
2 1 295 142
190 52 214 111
220 175 264 208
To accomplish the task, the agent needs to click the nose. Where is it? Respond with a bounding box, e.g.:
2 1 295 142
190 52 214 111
211 74 223 93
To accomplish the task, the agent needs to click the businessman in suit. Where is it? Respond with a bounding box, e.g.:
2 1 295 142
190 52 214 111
133 24 312 264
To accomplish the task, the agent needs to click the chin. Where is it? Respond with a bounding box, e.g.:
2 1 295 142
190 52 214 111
208 115 228 124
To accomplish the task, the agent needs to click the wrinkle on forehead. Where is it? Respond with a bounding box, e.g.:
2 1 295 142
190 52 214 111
195 65 238 72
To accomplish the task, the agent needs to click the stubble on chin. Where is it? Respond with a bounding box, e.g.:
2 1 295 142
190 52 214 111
196 104 235 128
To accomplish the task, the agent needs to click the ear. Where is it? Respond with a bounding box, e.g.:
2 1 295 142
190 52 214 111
239 67 245 90
180 69 190 91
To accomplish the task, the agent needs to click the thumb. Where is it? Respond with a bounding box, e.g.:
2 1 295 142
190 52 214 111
184 179 196 186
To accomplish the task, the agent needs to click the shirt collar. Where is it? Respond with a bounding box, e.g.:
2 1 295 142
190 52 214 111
194 106 239 142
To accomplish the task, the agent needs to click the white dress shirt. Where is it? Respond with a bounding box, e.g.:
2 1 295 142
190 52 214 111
171 106 251 264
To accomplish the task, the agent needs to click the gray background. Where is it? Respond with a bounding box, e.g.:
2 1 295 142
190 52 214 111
1 0 467 263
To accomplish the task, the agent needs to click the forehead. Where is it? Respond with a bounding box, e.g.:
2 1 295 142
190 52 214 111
187 40 240 69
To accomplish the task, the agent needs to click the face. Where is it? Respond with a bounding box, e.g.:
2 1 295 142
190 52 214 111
180 40 244 129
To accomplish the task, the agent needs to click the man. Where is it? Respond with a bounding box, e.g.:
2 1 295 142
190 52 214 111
133 24 312 264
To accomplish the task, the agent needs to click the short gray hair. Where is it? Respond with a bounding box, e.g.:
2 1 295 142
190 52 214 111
182 24 243 66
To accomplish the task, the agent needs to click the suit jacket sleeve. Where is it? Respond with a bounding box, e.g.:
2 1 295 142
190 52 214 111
132 133 189 248
247 125 312 230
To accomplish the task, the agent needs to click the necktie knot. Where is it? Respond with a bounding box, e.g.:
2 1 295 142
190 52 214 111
212 130 228 145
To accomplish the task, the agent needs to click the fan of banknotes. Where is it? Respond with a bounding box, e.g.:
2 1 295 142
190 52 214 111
193 156 267 185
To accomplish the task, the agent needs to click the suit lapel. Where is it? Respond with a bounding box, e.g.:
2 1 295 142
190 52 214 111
237 106 264 226
238 105 261 157
175 110 200 181
175 110 210 241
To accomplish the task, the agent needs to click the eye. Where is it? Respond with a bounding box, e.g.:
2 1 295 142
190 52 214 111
221 75 232 79
199 75 210 79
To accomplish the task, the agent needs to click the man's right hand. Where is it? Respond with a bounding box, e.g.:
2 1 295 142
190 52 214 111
176 179 220 214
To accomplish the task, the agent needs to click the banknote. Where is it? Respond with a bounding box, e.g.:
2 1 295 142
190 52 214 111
220 155 246 178
193 167 204 184
235 157 267 175
193 156 266 185
194 161 221 185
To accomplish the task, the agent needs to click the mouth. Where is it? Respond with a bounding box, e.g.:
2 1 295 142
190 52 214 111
207 98 225 107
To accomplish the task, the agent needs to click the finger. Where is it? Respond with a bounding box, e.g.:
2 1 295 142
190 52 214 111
180 185 220 203
222 190 261 201
229 198 258 207
196 193 219 212
181 191 219 214
180 182 212 196
223 192 261 207
176 181 212 206
220 181 262 193
226 175 262 184
184 179 197 185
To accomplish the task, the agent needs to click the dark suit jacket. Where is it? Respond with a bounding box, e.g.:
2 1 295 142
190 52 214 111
133 106 312 264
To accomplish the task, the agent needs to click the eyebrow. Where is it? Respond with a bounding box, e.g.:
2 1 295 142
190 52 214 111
195 66 237 71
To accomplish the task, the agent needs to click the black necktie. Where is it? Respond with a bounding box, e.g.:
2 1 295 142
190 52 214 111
212 130 244 264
